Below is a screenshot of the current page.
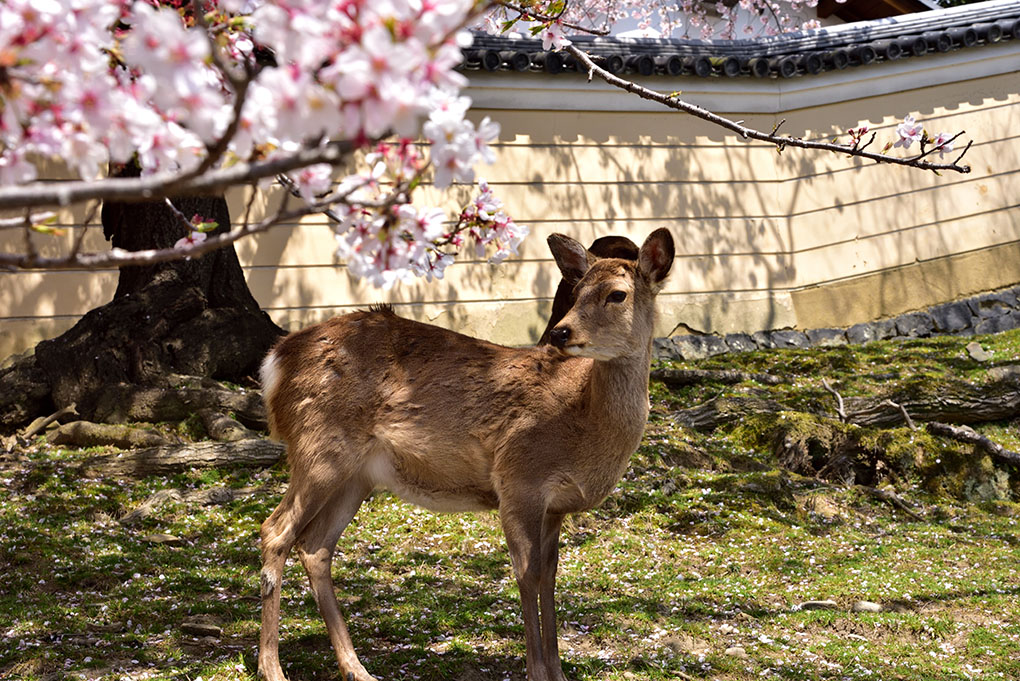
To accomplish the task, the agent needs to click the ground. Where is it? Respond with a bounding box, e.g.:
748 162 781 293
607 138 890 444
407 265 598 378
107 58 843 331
1 331 1019 681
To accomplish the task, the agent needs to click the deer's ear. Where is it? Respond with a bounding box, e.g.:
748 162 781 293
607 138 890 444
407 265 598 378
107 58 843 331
548 233 596 284
638 228 675 287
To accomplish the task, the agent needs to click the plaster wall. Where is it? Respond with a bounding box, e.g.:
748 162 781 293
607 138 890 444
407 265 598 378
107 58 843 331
1 61 1018 358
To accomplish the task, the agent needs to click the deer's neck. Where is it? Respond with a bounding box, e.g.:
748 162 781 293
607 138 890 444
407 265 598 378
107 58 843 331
584 343 652 433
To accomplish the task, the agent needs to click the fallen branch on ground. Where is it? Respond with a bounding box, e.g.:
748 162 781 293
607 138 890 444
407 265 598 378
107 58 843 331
80 438 284 477
925 422 1020 467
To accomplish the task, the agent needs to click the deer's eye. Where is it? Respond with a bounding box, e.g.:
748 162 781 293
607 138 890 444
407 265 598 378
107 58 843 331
607 290 627 304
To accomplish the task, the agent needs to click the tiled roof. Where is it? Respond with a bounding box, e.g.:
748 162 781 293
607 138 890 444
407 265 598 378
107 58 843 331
462 0 1020 79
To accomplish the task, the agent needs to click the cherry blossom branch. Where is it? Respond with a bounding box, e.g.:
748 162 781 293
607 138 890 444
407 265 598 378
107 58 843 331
0 139 359 211
564 44 971 174
0 196 321 271
496 1 612 35
174 2 256 183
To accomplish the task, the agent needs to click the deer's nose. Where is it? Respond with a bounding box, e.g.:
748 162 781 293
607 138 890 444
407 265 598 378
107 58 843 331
549 327 571 348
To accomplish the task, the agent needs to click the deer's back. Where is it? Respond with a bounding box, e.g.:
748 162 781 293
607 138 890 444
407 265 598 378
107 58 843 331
262 308 615 510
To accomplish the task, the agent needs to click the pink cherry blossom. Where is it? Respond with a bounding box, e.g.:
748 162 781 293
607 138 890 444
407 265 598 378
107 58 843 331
933 132 955 158
894 115 924 150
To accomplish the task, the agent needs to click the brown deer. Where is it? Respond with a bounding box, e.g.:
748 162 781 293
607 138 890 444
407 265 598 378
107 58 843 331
257 228 675 681
537 235 639 346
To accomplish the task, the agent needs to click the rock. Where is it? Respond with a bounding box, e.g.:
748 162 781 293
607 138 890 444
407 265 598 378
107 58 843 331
723 646 748 659
49 421 171 449
851 601 884 613
806 328 847 347
895 312 934 338
673 335 729 361
988 365 1020 382
846 322 879 345
770 330 810 349
718 623 737 635
724 333 758 353
968 291 1018 318
798 599 839 611
652 336 681 361
751 331 776 349
966 342 992 362
929 301 974 333
141 533 185 546
181 621 222 638
975 311 1020 335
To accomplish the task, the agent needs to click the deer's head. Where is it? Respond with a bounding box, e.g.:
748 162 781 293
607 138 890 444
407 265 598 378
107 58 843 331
546 229 674 361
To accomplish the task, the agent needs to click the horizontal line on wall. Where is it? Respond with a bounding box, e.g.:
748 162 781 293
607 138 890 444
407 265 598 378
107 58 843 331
8 237 1020 323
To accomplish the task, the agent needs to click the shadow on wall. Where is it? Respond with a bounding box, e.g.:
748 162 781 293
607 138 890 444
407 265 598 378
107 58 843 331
489 75 1019 336
4 79 1017 356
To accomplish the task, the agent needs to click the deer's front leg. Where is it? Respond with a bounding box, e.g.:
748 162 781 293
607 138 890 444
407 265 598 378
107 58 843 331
500 495 550 681
539 512 569 681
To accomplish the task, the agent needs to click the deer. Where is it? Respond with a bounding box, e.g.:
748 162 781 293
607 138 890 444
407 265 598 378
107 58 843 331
257 228 675 681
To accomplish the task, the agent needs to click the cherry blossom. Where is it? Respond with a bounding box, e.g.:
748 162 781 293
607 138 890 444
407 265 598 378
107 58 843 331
933 132 955 158
894 115 924 149
0 0 527 286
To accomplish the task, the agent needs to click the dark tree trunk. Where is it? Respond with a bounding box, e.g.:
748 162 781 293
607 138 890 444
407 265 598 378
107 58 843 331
30 167 284 422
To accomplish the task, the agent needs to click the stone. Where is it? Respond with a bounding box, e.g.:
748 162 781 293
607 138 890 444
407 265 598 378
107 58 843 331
652 336 681 361
751 331 776 349
895 312 934 338
724 333 758 354
724 646 748 659
806 328 847 347
673 335 729 361
181 621 222 638
851 601 884 613
846 323 878 345
988 365 1020 382
966 342 993 362
928 301 974 333
770 330 810 349
141 533 185 546
975 311 1020 335
798 599 839 611
968 291 1018 318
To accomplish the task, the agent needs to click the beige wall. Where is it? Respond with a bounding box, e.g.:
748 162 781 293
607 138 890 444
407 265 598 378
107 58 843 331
2 68 1018 359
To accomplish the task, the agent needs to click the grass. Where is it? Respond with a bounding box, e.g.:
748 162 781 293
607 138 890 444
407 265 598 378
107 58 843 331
2 331 1020 680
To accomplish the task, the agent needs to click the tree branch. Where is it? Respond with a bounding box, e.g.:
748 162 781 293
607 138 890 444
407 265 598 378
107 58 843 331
564 44 972 174
0 139 358 211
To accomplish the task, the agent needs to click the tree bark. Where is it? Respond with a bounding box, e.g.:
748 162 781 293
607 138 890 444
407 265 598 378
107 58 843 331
79 438 284 477
27 165 284 424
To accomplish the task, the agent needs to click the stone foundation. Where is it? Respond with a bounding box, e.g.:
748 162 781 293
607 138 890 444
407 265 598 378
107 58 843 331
654 286 1020 362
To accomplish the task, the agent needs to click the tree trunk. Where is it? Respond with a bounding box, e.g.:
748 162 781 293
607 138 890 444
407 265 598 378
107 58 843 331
28 167 284 424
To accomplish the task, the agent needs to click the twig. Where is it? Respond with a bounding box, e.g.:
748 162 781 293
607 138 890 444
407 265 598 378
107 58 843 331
856 484 925 521
0 200 319 270
883 400 916 430
0 138 360 211
497 1 612 35
20 403 78 440
175 0 255 182
564 44 971 174
925 421 1020 467
0 211 55 230
821 379 847 423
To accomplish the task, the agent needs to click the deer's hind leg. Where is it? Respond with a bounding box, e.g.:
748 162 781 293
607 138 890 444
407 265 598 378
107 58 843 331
295 477 375 681
258 444 369 681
